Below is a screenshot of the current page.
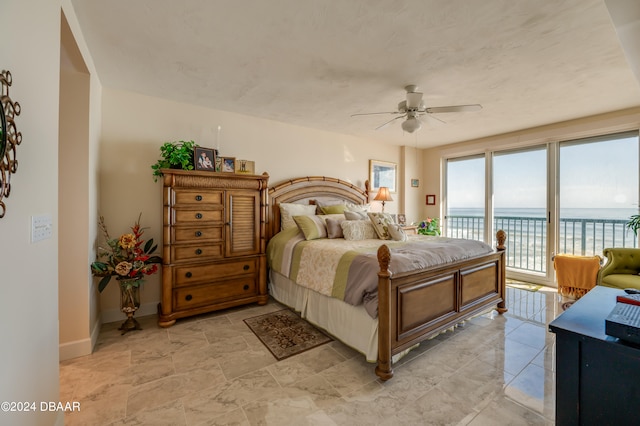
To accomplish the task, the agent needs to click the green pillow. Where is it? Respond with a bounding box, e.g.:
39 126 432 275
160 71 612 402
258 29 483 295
320 204 347 214
293 215 327 240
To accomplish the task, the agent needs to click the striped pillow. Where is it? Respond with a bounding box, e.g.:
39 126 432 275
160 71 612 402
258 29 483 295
293 215 327 240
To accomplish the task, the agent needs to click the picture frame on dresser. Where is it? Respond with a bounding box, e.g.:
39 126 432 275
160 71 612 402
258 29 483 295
194 147 216 171
236 160 255 174
221 157 236 172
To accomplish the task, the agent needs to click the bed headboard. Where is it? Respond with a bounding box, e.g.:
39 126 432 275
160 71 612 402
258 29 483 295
267 176 369 240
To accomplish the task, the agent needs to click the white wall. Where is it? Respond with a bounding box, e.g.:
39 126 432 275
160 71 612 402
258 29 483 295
98 88 400 316
58 1 105 361
0 1 63 425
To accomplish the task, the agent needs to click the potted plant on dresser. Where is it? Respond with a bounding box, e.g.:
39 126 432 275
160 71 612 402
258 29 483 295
150 140 198 181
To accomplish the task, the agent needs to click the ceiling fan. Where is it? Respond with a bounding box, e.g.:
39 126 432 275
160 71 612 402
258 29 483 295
351 85 482 133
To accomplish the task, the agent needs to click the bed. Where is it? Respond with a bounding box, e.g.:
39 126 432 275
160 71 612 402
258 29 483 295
266 176 507 380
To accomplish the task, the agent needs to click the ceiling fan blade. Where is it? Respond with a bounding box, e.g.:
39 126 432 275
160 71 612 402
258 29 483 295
375 115 405 130
406 91 424 109
423 113 446 127
426 104 482 114
351 111 402 117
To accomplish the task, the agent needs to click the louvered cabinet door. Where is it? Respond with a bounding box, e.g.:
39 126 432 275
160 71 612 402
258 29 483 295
225 189 261 257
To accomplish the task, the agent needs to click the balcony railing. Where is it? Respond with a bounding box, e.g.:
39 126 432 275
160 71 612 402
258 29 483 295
446 215 638 273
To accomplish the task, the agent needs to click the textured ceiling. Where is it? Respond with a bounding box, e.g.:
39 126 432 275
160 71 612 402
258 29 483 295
70 0 640 148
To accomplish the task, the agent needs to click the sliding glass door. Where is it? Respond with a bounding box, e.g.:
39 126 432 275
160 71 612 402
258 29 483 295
445 155 485 241
493 147 547 274
559 132 639 255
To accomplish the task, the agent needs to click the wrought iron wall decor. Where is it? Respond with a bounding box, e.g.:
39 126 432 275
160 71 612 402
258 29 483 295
0 70 22 218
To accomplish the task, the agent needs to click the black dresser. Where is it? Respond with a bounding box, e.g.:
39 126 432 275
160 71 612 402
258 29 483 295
549 285 640 426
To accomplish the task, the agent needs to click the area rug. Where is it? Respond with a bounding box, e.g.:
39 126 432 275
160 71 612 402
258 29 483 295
506 281 543 292
244 309 332 360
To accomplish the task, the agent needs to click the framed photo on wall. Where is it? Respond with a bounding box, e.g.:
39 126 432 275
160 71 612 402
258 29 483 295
194 147 216 171
426 194 436 205
411 179 420 188
369 160 397 193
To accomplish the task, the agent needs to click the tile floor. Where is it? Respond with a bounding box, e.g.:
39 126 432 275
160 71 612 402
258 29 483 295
59 286 566 425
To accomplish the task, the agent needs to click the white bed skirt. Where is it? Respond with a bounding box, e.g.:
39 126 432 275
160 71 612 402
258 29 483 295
269 270 379 362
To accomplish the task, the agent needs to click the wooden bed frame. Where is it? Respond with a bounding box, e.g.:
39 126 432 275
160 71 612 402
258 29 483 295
267 176 507 380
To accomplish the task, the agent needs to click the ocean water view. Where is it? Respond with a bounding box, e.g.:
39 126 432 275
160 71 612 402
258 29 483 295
445 207 640 273
448 207 638 220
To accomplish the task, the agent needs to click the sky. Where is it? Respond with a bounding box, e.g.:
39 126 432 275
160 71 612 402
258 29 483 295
446 133 639 214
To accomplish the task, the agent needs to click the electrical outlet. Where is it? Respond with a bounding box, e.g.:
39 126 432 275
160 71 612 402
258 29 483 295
31 214 53 243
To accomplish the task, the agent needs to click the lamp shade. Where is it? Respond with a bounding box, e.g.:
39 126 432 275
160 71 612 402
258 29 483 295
374 187 392 212
374 187 393 202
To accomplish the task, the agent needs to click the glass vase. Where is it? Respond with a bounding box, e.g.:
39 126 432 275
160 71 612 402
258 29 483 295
118 277 142 335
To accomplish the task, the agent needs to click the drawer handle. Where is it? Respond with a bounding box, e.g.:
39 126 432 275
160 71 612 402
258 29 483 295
243 264 250 271
195 231 202 237
195 213 203 219
185 294 193 301
185 272 192 278
243 285 249 291
195 248 202 255
195 195 203 201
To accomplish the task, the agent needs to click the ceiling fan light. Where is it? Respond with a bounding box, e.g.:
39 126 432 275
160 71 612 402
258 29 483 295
402 117 422 133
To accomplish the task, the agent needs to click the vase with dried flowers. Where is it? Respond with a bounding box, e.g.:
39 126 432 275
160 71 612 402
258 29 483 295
90 214 162 334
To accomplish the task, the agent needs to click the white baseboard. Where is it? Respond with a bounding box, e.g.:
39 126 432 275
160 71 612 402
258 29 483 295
100 301 158 324
59 336 93 361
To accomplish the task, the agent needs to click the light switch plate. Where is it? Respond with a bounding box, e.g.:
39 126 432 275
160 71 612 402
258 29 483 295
31 214 53 243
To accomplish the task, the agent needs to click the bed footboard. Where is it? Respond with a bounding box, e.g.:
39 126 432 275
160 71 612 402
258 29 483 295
375 230 507 381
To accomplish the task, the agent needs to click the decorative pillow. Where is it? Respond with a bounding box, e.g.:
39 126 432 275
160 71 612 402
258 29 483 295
320 213 346 222
293 215 327 240
341 220 378 241
325 217 345 239
344 210 368 220
345 203 370 212
280 203 317 230
344 203 370 220
387 223 407 242
367 212 396 240
320 204 347 215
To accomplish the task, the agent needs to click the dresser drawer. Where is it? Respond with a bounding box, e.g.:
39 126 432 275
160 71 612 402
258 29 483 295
173 278 257 311
172 225 223 243
171 208 223 225
174 258 258 286
172 189 223 205
171 243 223 263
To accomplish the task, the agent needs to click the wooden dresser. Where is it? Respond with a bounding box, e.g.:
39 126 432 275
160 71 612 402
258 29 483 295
158 169 269 327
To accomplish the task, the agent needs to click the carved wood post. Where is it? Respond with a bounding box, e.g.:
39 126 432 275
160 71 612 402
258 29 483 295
375 244 394 381
496 229 508 314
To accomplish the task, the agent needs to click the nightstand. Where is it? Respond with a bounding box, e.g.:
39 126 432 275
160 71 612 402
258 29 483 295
401 226 418 235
